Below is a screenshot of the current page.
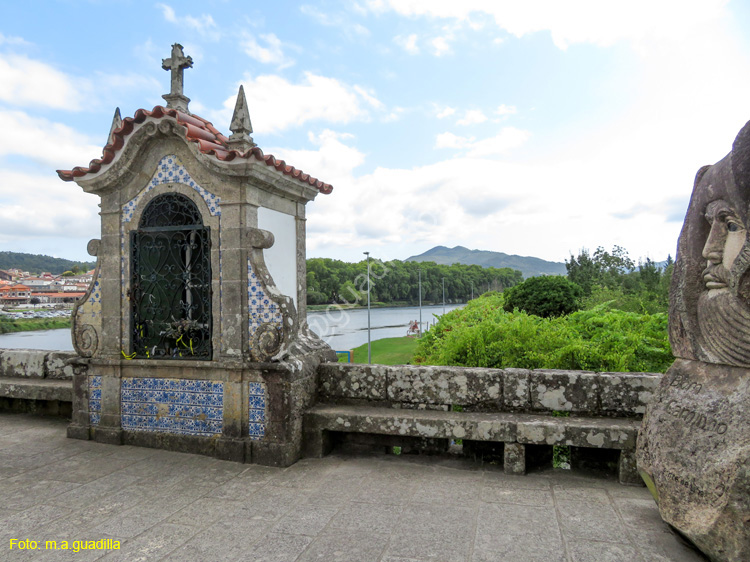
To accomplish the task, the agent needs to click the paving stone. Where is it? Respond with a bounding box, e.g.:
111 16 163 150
387 531 473 562
567 540 643 562
553 486 612 505
472 532 566 562
481 484 554 506
477 502 560 537
241 531 314 562
161 519 270 561
97 522 198 562
299 531 389 562
270 504 338 536
556 501 631 543
328 502 403 534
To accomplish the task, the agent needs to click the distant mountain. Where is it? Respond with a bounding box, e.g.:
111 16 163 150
0 252 96 275
406 246 567 278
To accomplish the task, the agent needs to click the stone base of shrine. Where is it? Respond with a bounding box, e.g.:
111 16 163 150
67 349 331 467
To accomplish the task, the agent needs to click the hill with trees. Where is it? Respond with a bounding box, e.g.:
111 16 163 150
0 252 96 275
406 246 567 278
307 257 522 305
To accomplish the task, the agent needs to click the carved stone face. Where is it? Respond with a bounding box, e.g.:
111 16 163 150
701 199 747 291
670 119 750 366
696 196 750 366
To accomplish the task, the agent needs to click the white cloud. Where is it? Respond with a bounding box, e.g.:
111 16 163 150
353 85 384 109
430 36 452 56
299 5 371 37
435 132 472 149
382 106 407 122
465 127 531 156
394 34 420 54
456 109 488 126
211 72 382 135
0 169 100 241
0 111 102 168
495 104 517 116
0 33 30 46
241 33 294 69
434 105 456 119
435 127 529 155
157 3 220 41
0 54 84 110
364 0 728 50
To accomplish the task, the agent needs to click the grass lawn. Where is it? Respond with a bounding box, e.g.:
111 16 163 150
338 336 419 365
0 317 71 334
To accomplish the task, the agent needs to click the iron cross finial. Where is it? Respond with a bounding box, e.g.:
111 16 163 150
161 44 193 112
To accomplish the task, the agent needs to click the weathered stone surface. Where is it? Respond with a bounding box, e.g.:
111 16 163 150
599 372 661 416
387 365 501 406
501 368 531 411
0 349 46 378
318 363 386 401
529 370 599 413
637 359 750 561
45 351 77 380
0 377 72 401
516 417 638 449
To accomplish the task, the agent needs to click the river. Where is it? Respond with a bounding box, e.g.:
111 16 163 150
0 304 464 352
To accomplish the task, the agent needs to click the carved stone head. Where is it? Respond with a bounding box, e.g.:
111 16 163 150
670 120 750 366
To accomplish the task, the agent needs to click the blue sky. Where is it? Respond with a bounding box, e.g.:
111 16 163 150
2 0 750 264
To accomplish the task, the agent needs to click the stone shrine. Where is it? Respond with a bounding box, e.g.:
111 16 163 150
637 121 750 561
57 44 336 466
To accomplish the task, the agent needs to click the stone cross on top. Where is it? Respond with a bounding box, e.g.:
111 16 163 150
162 43 193 112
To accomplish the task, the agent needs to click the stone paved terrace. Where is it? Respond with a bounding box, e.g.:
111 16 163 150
0 414 707 562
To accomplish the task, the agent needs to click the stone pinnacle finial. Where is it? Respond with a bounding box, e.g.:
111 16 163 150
161 43 193 113
227 85 256 152
107 107 122 146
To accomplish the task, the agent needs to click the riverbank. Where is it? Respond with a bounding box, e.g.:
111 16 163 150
307 301 465 312
0 318 71 335
339 336 419 365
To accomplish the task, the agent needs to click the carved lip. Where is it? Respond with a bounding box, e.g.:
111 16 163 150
703 273 727 289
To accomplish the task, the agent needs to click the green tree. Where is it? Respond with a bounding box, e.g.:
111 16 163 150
503 276 582 318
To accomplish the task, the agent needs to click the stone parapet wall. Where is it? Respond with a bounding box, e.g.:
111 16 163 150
0 349 78 380
318 364 662 418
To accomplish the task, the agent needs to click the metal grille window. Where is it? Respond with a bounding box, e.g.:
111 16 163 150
130 193 212 359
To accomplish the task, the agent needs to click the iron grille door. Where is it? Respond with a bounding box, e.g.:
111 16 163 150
130 194 212 359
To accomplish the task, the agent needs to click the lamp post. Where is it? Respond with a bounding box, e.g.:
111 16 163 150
364 251 371 364
418 269 422 337
442 277 446 316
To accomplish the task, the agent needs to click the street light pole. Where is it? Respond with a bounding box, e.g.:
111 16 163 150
418 269 422 337
442 277 446 316
364 251 371 364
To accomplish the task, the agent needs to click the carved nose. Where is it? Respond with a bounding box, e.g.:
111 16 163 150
702 227 724 263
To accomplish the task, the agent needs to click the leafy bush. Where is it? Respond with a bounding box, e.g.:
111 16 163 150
414 294 672 373
502 275 582 318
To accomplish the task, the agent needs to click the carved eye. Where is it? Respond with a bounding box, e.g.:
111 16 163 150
727 222 740 232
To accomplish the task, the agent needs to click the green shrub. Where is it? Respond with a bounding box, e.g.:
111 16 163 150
414 295 672 373
502 276 582 318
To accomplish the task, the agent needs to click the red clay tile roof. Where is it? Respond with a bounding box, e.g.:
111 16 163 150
57 106 333 194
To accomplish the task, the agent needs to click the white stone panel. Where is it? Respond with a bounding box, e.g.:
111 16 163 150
258 207 297 309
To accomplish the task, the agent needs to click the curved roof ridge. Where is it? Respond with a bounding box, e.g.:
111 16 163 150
57 106 333 194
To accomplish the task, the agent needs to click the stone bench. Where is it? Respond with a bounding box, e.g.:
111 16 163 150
0 349 76 415
303 364 661 485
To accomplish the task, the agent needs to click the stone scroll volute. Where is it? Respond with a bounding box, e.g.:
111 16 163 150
247 227 298 362
71 239 103 358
